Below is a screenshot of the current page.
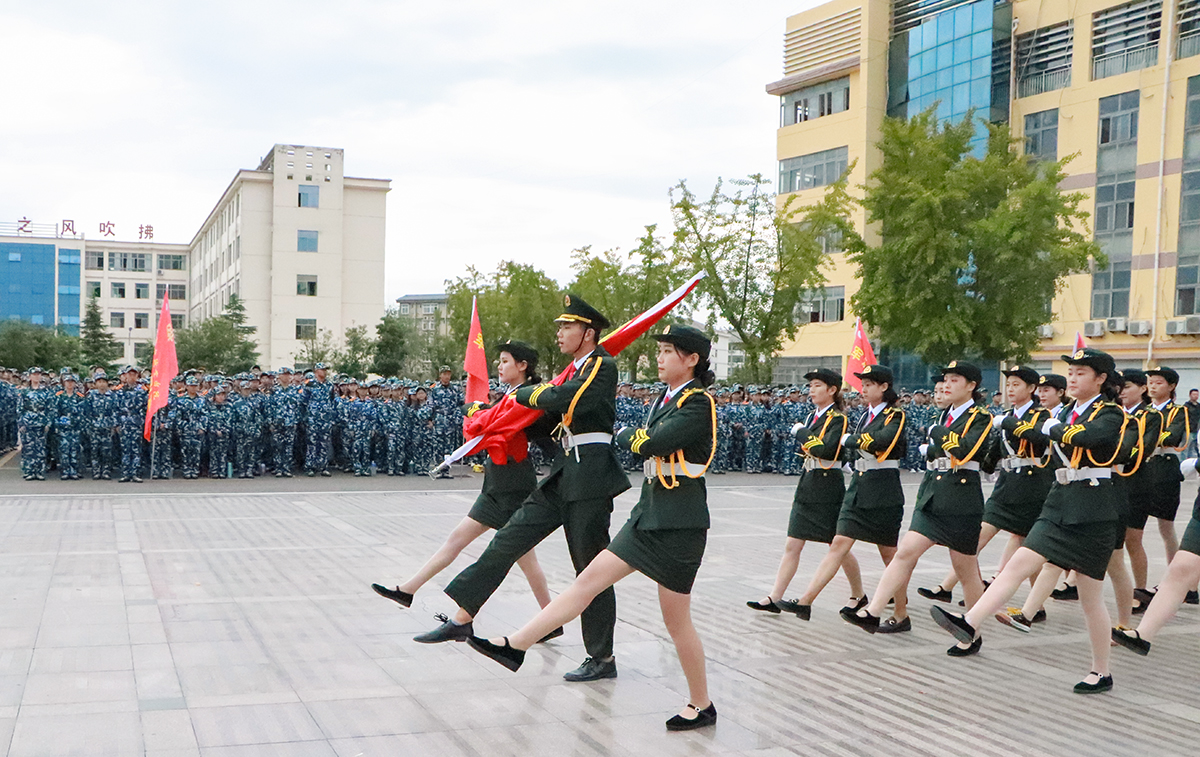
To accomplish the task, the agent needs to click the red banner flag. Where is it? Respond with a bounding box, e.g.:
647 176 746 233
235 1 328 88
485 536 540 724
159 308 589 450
1074 331 1086 352
143 298 179 440
435 271 707 472
845 317 877 392
464 296 489 404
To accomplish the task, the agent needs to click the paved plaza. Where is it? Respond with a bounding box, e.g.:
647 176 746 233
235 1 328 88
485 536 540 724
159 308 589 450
0 463 1198 756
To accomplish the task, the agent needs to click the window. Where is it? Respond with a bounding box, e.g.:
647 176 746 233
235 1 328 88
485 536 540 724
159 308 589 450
59 316 80 326
110 312 125 328
134 313 149 329
85 250 104 270
1179 76 1200 314
156 283 186 300
7 252 20 262
170 313 185 330
422 318 435 331
1182 0 1200 58
780 77 850 127
1095 172 1137 234
778 147 849 193
297 275 318 296
1016 22 1074 97
1092 249 1132 319
1099 91 1140 145
157 254 186 271
111 282 126 299
1092 0 1161 79
58 250 80 264
817 228 843 254
798 286 846 323
296 318 317 340
57 285 80 295
1025 109 1059 162
400 303 411 314
420 303 436 314
297 230 318 252
135 283 150 299
88 281 101 298
108 251 148 272
298 185 319 208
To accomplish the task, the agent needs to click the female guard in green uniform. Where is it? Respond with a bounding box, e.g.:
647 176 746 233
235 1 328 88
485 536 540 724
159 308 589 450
371 342 557 631
844 362 990 647
932 348 1125 694
747 369 864 617
785 365 907 623
465 324 720 732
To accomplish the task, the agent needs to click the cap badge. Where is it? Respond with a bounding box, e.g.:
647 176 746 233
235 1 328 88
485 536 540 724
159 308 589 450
947 360 957 368
564 294 571 307
1074 350 1085 359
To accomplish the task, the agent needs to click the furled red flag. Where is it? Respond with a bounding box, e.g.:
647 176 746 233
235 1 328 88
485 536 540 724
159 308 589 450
845 317 877 392
463 296 489 404
143 298 179 440
1074 331 1086 352
432 271 707 474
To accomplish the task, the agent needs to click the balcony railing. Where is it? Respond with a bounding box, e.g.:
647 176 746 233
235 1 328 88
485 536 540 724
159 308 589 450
1092 44 1159 79
1017 67 1072 97
1180 30 1200 59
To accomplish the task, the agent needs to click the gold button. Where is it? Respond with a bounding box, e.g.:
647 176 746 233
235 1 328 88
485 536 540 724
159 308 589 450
936 475 942 480
961 478 967 484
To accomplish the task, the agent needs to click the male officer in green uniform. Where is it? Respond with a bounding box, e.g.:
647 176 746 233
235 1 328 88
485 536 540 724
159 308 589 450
418 293 631 682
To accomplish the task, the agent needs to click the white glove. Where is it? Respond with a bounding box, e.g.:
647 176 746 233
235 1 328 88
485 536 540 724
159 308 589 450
1182 458 1198 478
1041 418 1061 436
918 443 929 457
841 463 853 474
840 433 851 445
991 415 1004 429
791 422 805 437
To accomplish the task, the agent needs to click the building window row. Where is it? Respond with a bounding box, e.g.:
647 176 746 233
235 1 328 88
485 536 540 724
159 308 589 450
296 318 317 340
108 251 148 272
298 184 320 208
780 77 850 127
1024 109 1059 162
778 146 849 194
1092 0 1161 80
297 275 318 297
158 254 186 270
798 286 846 323
156 283 186 300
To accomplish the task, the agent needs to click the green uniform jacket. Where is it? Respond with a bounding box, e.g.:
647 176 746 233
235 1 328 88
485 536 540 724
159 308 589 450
614 381 716 530
514 345 630 501
989 403 1055 504
915 404 992 515
794 406 848 504
463 386 558 494
843 406 907 509
1045 399 1126 524
1144 401 1190 490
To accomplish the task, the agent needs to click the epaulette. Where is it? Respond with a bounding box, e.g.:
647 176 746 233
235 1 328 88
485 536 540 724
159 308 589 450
675 387 711 409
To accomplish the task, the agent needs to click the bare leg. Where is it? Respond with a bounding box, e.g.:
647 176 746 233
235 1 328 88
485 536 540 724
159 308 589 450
941 524 1000 592
516 549 552 608
964 547 1047 628
950 550 986 609
1076 575 1111 678
501 550 634 650
399 517 490 595
660 585 710 718
877 544 904 617
1020 563 1064 616
1126 528 1148 588
1106 547 1134 628
996 533 1025 579
1133 551 1200 640
766 537 805 601
841 550 864 599
864 532 932 617
1157 517 1180 566
796 536 855 605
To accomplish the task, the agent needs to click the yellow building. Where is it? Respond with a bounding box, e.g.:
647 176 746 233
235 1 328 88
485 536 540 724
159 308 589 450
772 0 1200 389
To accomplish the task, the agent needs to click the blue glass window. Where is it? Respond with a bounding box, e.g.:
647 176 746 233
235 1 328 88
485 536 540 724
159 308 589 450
953 62 971 84
297 230 318 252
970 78 991 108
955 6 973 39
7 252 19 262
974 1 993 31
937 67 953 90
938 12 955 41
952 83 971 114
954 36 971 61
937 43 953 69
972 57 991 79
57 285 79 295
298 184 319 208
30 315 43 325
972 31 992 59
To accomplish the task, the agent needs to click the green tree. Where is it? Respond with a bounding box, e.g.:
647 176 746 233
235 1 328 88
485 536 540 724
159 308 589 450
0 322 79 372
334 324 376 379
173 297 260 373
847 108 1098 365
445 261 563 376
371 309 410 377
670 174 849 384
293 328 339 371
220 294 260 371
79 296 123 370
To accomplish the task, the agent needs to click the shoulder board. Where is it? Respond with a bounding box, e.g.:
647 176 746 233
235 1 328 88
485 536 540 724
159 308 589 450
968 405 990 416
884 407 903 417
675 387 711 408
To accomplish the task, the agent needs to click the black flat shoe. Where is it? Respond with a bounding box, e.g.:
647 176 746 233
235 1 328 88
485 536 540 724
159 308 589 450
665 702 717 731
371 584 413 608
917 585 953 603
844 595 869 613
946 636 982 657
1051 584 1078 601
538 626 564 643
1111 627 1151 656
776 599 811 621
930 605 977 645
1132 599 1149 616
1186 590 1200 605
466 636 525 672
746 599 781 614
413 613 473 644
840 608 879 634
1073 673 1113 694
1031 608 1047 623
877 616 912 634
563 656 617 682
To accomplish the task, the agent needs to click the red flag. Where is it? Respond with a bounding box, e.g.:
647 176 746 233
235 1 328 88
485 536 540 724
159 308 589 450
144 298 179 440
464 296 489 404
845 317 877 392
438 272 706 471
1074 331 1086 352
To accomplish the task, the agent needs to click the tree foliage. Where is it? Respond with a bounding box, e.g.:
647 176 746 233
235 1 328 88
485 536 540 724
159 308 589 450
79 296 123 370
847 108 1098 365
174 295 260 373
293 328 339 370
334 324 375 379
0 321 80 372
670 174 851 383
371 309 410 377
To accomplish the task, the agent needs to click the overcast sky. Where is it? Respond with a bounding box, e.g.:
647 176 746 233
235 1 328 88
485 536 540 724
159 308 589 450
1 0 820 302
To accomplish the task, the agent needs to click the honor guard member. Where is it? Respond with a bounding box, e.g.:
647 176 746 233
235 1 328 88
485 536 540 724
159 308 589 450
425 294 631 683
86 371 118 479
114 366 146 482
932 348 1126 693
269 368 303 477
18 368 54 481
302 363 336 476
54 374 86 480
174 377 208 479
207 385 234 478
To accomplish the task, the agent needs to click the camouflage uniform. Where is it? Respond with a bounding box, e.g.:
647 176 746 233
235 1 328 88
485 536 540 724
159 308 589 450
206 392 234 478
173 389 208 479
114 375 147 482
18 372 53 480
268 380 303 477
302 372 336 476
53 382 87 480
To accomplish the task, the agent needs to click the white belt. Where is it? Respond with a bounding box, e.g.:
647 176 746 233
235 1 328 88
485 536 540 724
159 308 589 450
855 458 899 472
929 459 980 472
804 458 841 472
1151 448 1182 459
1055 467 1112 485
644 459 697 479
561 432 612 450
1000 457 1039 471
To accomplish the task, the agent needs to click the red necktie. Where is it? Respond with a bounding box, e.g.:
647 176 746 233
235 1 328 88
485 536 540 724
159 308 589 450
1069 410 1079 424
944 412 953 427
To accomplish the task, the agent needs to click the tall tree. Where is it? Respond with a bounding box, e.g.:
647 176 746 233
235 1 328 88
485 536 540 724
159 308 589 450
220 294 260 371
79 296 123 370
371 309 410 377
670 173 850 384
847 108 1097 364
334 324 376 379
0 322 79 372
174 297 260 373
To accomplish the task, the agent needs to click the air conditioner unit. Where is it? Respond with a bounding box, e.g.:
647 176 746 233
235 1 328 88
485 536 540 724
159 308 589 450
1083 320 1107 338
1189 315 1200 334
1036 324 1055 339
1167 319 1188 335
1106 317 1127 333
1127 320 1152 336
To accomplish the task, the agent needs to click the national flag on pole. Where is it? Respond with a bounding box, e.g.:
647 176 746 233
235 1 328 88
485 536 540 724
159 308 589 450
464 296 489 404
435 271 707 473
845 317 877 392
144 298 179 440
1074 331 1086 352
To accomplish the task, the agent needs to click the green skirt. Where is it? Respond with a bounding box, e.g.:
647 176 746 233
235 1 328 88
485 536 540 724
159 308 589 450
1181 515 1200 557
982 492 1044 538
788 468 845 543
836 469 905 547
468 488 528 530
608 521 707 595
1024 517 1116 581
910 509 982 555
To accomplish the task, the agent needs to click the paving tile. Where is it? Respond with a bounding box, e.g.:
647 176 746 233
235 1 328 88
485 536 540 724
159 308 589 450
189 702 325 747
8 710 142 756
305 695 447 738
21 669 137 705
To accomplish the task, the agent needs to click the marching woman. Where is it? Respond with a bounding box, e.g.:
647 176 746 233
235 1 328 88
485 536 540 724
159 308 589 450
931 348 1125 694
784 365 908 626
844 361 991 653
466 324 720 731
371 341 561 639
746 369 864 617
